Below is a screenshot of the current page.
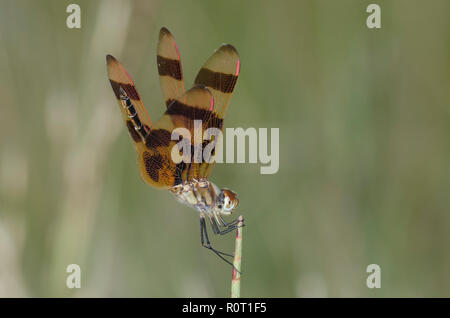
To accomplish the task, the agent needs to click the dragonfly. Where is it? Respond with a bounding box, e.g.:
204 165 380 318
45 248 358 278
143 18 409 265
106 27 242 267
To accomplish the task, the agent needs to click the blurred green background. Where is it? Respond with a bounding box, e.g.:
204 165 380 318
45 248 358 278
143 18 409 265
0 0 449 297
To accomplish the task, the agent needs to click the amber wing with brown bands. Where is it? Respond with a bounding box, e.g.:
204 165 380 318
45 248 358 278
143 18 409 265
106 54 153 146
157 27 186 107
194 44 240 118
107 33 240 188
144 85 221 185
135 134 179 189
107 54 174 189
194 44 240 178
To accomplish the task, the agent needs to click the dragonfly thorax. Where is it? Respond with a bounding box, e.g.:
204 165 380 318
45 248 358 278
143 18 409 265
170 179 239 216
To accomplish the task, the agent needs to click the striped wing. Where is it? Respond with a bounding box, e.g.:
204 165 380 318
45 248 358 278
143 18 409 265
106 54 153 146
144 85 219 184
107 54 174 189
106 32 240 188
157 27 186 107
194 44 240 178
194 44 240 118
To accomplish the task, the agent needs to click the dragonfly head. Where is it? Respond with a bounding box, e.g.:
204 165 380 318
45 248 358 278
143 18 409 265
216 189 239 215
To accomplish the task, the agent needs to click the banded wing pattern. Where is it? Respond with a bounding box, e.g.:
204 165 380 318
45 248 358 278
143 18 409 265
194 44 240 178
106 55 152 145
157 27 186 107
106 27 240 188
156 28 240 182
107 54 174 189
194 44 240 118
150 85 217 183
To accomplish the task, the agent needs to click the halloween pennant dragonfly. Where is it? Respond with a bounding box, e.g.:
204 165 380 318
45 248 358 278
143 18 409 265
106 27 241 267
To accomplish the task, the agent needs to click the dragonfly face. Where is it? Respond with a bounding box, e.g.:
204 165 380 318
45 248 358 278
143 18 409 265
106 27 241 267
216 188 239 215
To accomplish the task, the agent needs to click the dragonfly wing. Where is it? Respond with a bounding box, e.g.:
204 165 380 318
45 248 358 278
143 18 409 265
157 27 186 107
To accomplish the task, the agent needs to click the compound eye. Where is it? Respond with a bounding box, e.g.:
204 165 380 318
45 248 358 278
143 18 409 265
221 189 239 212
224 196 231 208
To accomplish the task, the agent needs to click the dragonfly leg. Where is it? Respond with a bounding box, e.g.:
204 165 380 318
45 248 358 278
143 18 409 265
218 215 242 228
200 215 242 274
216 224 239 236
211 214 244 235
200 215 234 258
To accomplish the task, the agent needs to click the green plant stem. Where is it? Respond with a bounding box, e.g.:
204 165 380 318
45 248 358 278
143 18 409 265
231 215 244 298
